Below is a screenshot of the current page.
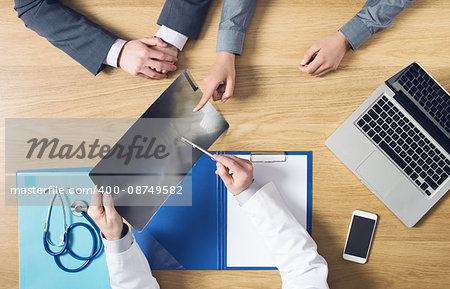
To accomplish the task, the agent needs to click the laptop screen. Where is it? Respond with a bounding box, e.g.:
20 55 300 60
386 62 450 154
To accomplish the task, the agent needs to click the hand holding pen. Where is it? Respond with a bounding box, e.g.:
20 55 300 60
180 137 254 195
213 154 254 196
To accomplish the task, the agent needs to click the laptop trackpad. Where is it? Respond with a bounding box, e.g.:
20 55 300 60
357 151 403 199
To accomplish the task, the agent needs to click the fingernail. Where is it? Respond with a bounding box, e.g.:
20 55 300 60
300 59 306 65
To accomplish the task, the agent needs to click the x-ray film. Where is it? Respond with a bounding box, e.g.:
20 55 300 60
90 70 229 231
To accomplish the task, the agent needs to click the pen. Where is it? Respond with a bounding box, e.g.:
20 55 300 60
179 137 215 159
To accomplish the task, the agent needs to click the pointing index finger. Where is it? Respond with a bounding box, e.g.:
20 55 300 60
193 84 217 112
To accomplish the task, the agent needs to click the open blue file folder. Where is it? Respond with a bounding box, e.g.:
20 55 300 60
135 151 312 270
16 151 311 287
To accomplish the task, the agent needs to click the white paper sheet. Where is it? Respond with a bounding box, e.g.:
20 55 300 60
226 154 309 268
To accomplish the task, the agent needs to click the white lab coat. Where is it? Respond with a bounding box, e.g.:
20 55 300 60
103 182 329 289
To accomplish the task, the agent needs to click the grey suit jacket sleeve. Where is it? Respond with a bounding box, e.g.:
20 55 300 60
157 0 212 39
14 0 118 75
339 0 415 50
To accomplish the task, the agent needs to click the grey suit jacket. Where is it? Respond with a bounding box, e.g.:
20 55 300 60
14 0 210 75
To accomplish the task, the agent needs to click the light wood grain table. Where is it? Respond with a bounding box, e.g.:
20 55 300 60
1 0 449 288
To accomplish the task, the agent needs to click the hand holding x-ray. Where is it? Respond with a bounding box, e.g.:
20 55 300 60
88 188 124 241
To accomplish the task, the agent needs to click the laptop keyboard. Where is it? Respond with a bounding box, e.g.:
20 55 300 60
356 95 450 196
398 65 450 134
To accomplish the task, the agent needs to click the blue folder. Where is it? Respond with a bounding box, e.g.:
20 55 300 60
135 151 312 270
16 151 311 288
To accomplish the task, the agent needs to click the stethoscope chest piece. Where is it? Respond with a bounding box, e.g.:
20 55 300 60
71 200 88 217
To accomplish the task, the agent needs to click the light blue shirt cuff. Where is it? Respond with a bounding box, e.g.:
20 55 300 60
216 29 246 55
339 16 372 50
102 227 133 254
234 179 264 206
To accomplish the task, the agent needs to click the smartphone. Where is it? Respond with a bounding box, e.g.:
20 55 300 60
343 210 377 264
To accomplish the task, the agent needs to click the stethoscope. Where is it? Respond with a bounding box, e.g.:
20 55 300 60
43 188 103 273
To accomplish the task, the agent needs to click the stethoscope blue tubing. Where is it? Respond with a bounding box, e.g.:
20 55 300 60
43 211 103 273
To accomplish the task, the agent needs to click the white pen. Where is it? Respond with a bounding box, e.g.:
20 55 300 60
179 137 215 159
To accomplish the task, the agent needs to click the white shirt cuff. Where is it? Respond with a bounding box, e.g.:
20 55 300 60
103 38 127 68
234 179 264 206
102 228 134 254
154 25 188 51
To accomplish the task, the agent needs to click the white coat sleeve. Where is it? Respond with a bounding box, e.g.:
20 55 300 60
103 230 160 289
240 181 329 289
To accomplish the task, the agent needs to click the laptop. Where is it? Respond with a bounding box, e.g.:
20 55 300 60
326 62 449 227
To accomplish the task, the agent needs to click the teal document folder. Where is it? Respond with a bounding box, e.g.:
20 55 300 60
16 168 111 289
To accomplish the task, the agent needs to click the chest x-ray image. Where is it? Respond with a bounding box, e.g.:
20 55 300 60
90 70 229 231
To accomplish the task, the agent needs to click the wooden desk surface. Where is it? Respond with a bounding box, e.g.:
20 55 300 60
1 0 449 288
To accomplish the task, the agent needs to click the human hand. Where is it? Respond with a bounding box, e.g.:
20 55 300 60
118 37 178 80
193 52 236 112
298 31 350 77
88 188 124 240
150 40 179 73
214 154 254 196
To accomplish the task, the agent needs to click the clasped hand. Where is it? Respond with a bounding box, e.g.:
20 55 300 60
118 37 178 80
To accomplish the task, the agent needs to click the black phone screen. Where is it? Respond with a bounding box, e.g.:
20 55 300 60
344 215 376 258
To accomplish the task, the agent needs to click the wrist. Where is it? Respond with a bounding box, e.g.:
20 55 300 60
117 41 129 68
101 226 133 254
232 178 254 196
103 232 122 241
216 52 235 64
102 222 127 240
337 31 351 50
234 179 261 206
